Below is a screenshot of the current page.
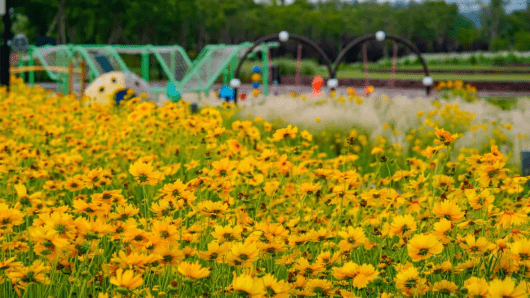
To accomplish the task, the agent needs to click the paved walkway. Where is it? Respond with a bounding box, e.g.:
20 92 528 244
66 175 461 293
29 82 530 103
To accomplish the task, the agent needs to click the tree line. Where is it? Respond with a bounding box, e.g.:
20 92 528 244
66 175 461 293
12 0 530 64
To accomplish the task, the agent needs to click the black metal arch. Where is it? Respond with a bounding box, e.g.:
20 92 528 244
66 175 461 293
233 33 334 104
333 33 432 96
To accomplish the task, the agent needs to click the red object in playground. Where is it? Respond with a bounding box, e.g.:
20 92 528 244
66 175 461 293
312 76 325 98
240 93 247 101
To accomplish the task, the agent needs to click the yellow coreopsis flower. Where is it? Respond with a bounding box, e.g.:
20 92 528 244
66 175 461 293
434 127 459 145
110 268 143 290
407 234 443 262
371 147 384 155
177 261 211 280
231 273 266 297
260 273 290 297
338 227 367 252
433 280 458 295
459 234 492 254
395 266 429 296
433 200 465 222
389 215 417 237
509 238 530 261
129 161 164 186
209 158 236 177
271 124 298 142
488 278 528 298
464 277 490 297
226 242 260 267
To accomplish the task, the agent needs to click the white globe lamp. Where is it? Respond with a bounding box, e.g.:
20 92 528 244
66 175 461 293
230 79 241 88
375 31 386 42
279 31 289 42
327 78 338 89
422 76 433 86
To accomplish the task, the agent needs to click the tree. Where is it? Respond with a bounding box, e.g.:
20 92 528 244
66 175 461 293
458 28 480 50
479 0 509 50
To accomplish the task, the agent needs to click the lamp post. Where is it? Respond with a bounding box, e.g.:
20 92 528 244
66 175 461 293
1 0 12 90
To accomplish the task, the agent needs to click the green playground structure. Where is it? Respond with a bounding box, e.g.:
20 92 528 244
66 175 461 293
173 42 280 96
17 42 280 96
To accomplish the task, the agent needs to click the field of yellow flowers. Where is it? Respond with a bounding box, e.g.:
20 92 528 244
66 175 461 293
1 76 530 298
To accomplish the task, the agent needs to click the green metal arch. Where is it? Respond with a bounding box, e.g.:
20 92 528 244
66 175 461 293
149 45 176 82
28 45 73 81
69 46 102 81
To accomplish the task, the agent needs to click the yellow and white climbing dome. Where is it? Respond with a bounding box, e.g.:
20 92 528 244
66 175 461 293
84 71 154 105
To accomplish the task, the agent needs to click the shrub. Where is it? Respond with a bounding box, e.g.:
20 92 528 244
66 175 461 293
300 59 319 76
515 31 530 51
507 52 519 63
491 37 510 51
493 55 505 64
275 59 297 76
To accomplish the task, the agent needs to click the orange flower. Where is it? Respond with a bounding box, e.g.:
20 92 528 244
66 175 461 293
434 127 459 145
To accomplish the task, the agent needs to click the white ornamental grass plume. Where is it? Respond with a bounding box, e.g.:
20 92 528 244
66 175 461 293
449 96 530 167
186 90 530 169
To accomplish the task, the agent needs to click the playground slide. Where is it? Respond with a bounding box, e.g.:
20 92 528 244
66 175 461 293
174 42 280 95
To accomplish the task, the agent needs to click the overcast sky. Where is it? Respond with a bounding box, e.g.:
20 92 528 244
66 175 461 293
255 0 529 13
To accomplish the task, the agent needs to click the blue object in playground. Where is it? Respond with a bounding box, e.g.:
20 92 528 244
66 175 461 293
252 66 261 74
190 103 198 113
219 86 235 101
115 89 135 106
167 82 181 102
93 54 115 73
252 82 260 89
35 35 57 47
523 150 530 187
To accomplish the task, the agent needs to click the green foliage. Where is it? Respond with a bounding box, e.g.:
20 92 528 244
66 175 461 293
299 59 319 76
468 55 478 65
493 55 506 64
457 28 480 50
514 31 530 51
487 98 519 110
14 0 475 58
13 0 530 72
491 37 510 51
337 62 351 71
506 52 519 63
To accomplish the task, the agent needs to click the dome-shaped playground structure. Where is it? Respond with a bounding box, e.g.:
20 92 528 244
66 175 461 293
84 71 154 105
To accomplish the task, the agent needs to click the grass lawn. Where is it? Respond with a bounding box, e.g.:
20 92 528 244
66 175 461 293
316 68 530 82
366 63 530 71
484 96 524 110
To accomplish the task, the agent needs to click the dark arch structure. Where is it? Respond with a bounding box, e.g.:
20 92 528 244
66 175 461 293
232 33 334 104
333 33 432 96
